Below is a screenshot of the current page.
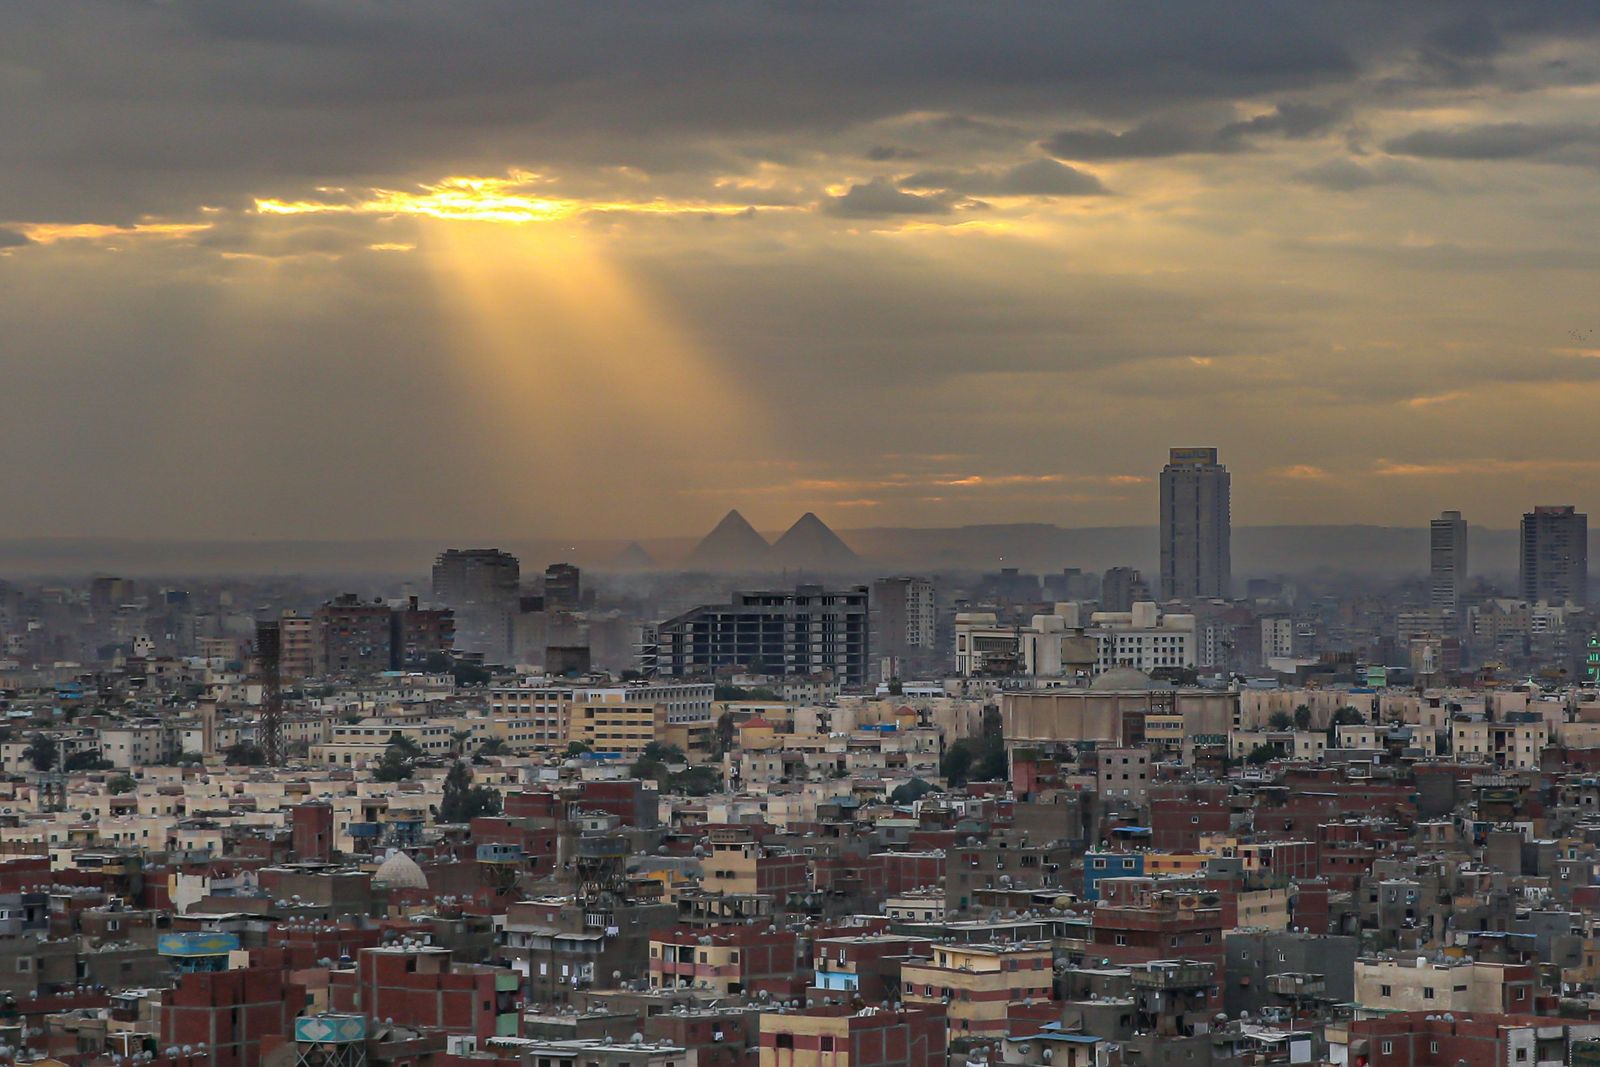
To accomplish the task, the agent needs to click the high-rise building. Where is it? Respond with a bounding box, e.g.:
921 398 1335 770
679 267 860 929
1159 447 1231 601
432 548 521 660
543 562 582 609
870 576 935 680
1429 510 1468 613
1102 566 1149 613
1521 505 1588 607
648 584 870 684
310 594 454 676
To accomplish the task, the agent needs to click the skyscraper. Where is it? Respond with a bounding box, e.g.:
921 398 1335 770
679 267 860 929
432 548 521 659
1159 447 1231 601
870 576 935 681
1429 510 1468 613
1520 505 1589 607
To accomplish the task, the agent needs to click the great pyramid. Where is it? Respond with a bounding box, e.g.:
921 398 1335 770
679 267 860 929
769 512 861 571
684 509 772 571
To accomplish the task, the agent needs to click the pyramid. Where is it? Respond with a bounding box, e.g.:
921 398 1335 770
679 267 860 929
684 509 771 571
769 512 861 571
610 541 657 571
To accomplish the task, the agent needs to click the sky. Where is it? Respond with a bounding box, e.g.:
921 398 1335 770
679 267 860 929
3 2 1600 541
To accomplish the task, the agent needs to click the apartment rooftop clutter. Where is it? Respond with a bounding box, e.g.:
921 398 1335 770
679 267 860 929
649 585 869 685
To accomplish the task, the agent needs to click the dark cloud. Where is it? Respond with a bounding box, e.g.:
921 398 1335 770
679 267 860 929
864 146 924 162
1219 101 1345 141
1041 119 1221 161
0 228 30 248
1384 122 1600 161
9 2 1589 221
821 179 956 218
1042 102 1345 161
902 158 1108 196
1290 157 1433 191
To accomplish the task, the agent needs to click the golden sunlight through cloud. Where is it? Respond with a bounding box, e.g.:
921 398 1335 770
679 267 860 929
415 217 765 532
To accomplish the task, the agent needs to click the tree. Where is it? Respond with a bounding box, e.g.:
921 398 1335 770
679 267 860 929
1267 711 1294 731
373 740 414 783
224 742 266 767
108 774 137 794
667 766 721 797
25 734 56 773
639 742 686 765
941 736 1008 786
385 732 423 760
940 742 974 786
1293 705 1313 731
477 738 509 757
1246 743 1277 766
890 777 935 805
712 711 736 757
631 755 666 782
449 729 475 757
437 760 502 823
565 741 592 757
63 750 113 772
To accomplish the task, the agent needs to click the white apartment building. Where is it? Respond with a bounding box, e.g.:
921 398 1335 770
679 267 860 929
956 602 1195 678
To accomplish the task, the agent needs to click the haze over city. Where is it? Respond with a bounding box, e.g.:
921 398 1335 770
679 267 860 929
4 4 1600 542
11 9 1600 1067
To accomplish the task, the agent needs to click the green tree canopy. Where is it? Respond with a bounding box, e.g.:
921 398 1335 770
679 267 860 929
224 742 266 767
1267 711 1294 731
63 750 113 772
25 734 56 773
438 760 502 823
890 777 935 805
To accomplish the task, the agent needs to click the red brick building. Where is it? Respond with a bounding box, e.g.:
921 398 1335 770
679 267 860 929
331 946 517 1041
162 967 306 1067
1089 880 1224 968
1149 783 1230 851
758 1005 946 1067
649 924 801 997
1345 1011 1578 1067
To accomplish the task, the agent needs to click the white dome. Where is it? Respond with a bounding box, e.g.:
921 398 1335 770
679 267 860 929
373 850 428 890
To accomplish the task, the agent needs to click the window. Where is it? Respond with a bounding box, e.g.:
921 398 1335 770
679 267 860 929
1423 987 1434 999
1380 985 1391 997
776 1035 794 1050
820 1039 834 1053
1381 1042 1393 1055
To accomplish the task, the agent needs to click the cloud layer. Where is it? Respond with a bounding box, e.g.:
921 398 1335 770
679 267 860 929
2 2 1600 539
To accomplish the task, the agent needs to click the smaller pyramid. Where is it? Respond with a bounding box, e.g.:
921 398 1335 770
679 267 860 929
770 512 861 571
609 542 656 571
684 509 771 571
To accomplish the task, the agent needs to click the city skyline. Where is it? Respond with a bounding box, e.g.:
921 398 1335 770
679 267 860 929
3 6 1600 539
